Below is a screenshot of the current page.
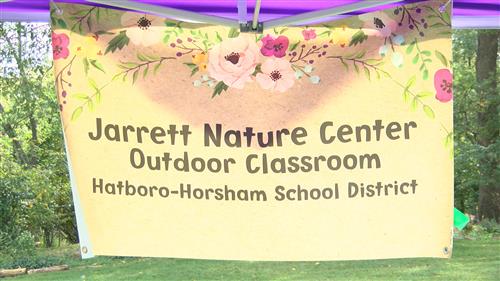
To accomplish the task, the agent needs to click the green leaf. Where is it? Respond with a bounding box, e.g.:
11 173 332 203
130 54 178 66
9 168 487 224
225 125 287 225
184 62 197 70
349 30 368 47
416 91 433 98
72 93 89 100
412 54 420 64
421 50 431 56
105 30 129 54
429 23 445 28
71 106 83 121
411 98 418 111
289 41 300 52
442 11 451 24
406 41 416 54
341 60 349 71
227 27 239 38
87 98 95 112
132 69 139 84
216 32 223 43
406 76 416 89
212 81 229 98
95 90 102 104
363 67 371 81
143 65 149 78
57 19 67 29
279 27 288 34
402 90 410 102
422 69 429 80
318 30 331 38
86 14 92 31
83 57 90 75
95 30 114 36
163 34 170 44
252 64 262 76
120 62 139 68
71 9 91 16
89 59 105 73
88 78 98 91
95 7 100 22
153 63 162 74
137 53 149 61
190 66 199 77
423 105 435 119
435 50 448 67
445 132 453 147
144 53 160 61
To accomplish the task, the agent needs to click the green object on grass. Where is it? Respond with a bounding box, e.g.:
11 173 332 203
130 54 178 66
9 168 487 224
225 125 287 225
454 208 470 230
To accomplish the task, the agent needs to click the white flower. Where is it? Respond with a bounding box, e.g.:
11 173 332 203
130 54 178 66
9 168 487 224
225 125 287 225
304 65 314 73
193 80 202 87
295 70 304 79
309 75 321 84
391 52 404 68
379 45 389 57
121 12 164 47
393 34 405 45
201 74 209 81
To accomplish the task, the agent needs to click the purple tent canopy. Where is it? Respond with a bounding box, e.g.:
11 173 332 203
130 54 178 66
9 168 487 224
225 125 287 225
0 0 499 28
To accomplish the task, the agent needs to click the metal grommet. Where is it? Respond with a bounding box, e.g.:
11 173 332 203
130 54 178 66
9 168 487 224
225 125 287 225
81 246 88 254
443 246 449 255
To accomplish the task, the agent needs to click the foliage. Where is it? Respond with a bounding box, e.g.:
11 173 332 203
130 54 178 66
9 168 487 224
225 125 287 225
459 219 500 240
0 230 36 262
0 22 77 254
452 30 500 219
0 255 63 270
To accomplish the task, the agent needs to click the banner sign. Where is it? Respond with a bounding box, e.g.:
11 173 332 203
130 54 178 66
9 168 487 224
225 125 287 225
51 0 453 260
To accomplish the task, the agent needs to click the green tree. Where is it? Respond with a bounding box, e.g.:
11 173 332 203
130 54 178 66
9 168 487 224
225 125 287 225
453 30 499 221
0 22 78 249
475 30 499 221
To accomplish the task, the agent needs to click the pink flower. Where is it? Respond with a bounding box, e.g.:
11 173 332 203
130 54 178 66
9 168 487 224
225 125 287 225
208 36 259 89
434 68 453 102
302 29 317 40
52 32 70 60
260 35 289 58
359 11 398 38
256 58 295 93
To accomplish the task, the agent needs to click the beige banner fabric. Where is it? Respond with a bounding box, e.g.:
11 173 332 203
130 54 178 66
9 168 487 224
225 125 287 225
51 0 453 260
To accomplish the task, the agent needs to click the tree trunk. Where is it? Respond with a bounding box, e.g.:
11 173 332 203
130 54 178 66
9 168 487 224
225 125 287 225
475 30 500 222
43 227 54 248
0 102 29 165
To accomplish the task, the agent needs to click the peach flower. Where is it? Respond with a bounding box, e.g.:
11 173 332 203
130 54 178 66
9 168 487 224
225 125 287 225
208 36 259 89
121 12 164 46
256 58 295 93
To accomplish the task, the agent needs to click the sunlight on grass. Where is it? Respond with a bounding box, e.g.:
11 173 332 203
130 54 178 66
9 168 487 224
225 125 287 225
8 239 500 281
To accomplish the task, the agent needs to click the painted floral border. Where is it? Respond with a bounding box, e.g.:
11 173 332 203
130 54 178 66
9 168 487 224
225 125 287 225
50 0 453 154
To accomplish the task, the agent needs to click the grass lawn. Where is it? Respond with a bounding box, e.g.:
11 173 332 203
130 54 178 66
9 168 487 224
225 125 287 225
9 239 500 281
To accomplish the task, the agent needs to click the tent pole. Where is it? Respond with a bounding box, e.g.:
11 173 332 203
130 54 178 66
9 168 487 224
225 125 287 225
264 0 405 29
86 0 239 27
252 0 262 30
